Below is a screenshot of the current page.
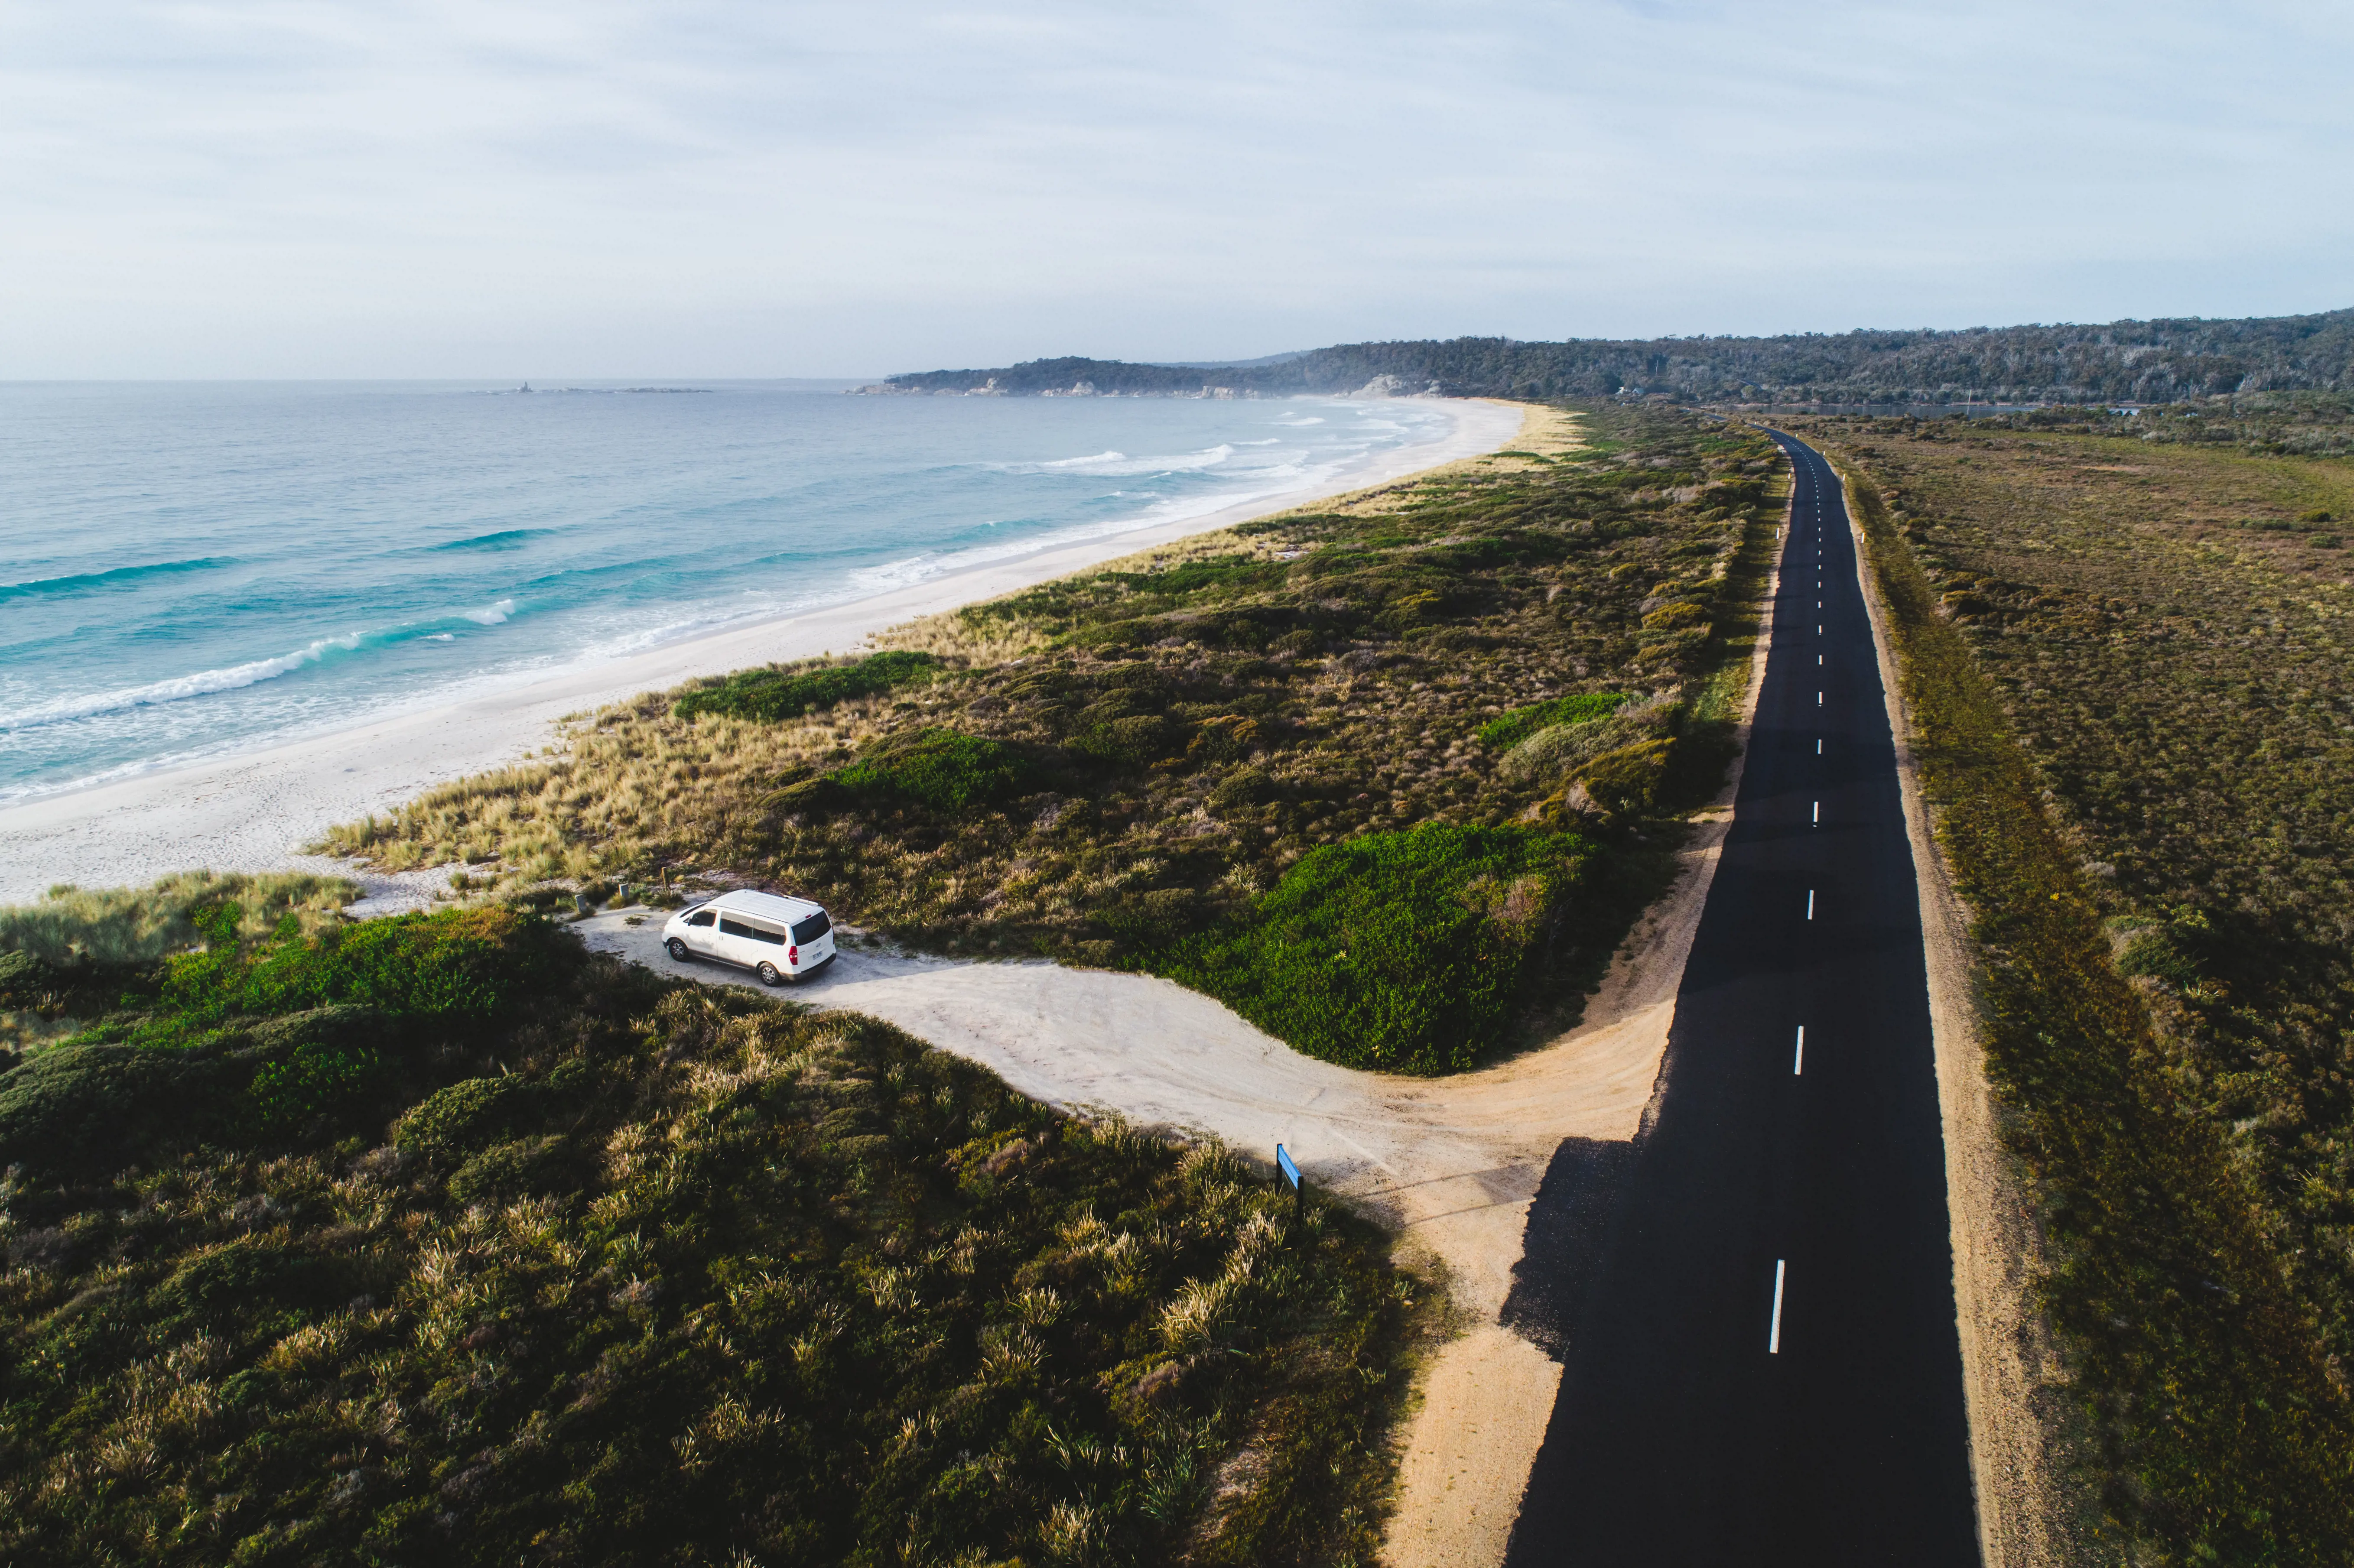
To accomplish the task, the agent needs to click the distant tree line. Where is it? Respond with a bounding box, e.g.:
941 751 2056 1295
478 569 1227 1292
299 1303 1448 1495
879 307 2354 404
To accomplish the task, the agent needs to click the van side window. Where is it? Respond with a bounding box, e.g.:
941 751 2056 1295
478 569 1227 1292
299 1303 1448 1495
745 925 786 945
791 911 831 944
718 917 755 938
686 911 715 928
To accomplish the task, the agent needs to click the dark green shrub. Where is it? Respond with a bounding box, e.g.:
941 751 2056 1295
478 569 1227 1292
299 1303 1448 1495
393 1074 541 1156
1188 715 1263 765
1479 692 1629 749
0 1042 232 1173
0 949 60 1006
1209 766 1275 812
1161 823 1593 1074
2116 928 2200 986
673 650 941 723
244 1039 389 1140
829 727 1040 811
166 906 575 1023
146 1237 356 1335
1070 712 1181 766
449 1134 575 1203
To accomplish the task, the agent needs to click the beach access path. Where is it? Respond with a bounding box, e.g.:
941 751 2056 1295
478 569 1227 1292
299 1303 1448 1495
0 396 1522 906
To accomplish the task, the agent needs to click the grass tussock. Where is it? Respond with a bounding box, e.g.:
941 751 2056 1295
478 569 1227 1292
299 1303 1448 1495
315 404 1783 1074
1805 413 2354 1563
0 870 358 966
0 900 1437 1565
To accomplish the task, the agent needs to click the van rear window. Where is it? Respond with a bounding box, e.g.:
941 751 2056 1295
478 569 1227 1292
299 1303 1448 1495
790 911 831 945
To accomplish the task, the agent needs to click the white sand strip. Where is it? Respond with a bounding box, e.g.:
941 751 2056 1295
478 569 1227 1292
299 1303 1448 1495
0 397 1524 904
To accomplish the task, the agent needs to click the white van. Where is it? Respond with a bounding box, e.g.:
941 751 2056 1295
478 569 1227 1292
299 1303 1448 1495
661 890 837 985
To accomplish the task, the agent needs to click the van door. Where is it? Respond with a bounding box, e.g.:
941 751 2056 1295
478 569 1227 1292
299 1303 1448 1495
681 907 722 957
715 914 767 969
744 919 790 969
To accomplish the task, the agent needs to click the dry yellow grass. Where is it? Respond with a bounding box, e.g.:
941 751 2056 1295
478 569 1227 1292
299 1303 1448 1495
311 404 1773 973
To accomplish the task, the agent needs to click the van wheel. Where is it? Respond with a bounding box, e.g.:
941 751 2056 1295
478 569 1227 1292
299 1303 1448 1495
755 961 784 986
666 938 691 961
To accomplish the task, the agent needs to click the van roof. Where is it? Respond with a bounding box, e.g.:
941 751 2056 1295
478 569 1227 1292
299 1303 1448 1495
701 890 825 923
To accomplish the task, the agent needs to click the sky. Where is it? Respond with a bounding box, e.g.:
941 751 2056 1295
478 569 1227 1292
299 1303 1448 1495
3 0 2349 378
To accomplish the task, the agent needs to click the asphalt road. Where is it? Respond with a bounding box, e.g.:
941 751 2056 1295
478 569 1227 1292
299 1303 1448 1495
1500 432 1980 1565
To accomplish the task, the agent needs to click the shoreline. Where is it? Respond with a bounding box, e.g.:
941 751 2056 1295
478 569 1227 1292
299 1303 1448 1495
0 397 1526 905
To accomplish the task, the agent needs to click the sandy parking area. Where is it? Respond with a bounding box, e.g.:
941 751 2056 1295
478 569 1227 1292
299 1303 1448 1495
577 896 1702 1318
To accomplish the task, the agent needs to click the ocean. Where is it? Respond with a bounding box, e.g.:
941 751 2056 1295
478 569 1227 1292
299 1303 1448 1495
0 381 1456 804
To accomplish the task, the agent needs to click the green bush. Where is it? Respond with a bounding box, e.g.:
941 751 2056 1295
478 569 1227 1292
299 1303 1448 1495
0 1042 233 1173
447 1134 575 1204
244 1041 387 1140
1070 711 1182 766
1479 691 1629 749
672 650 941 723
0 949 60 1006
166 906 575 1023
393 1073 541 1155
145 1237 358 1335
1160 823 1593 1074
828 727 1040 812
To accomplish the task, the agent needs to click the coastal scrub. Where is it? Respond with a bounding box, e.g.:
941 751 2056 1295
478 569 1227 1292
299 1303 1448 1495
0 900 1433 1565
1807 412 2354 1562
318 403 1783 1070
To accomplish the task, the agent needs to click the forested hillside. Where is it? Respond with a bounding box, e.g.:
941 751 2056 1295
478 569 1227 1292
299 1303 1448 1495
880 307 2354 405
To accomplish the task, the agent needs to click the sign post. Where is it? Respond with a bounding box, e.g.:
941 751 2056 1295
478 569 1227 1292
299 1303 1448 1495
1276 1143 1303 1224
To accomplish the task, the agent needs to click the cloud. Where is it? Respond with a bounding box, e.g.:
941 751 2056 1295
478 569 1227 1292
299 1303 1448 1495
1 0 2347 375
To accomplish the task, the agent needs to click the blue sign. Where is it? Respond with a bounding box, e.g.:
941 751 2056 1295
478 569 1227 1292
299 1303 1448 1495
1276 1143 1301 1190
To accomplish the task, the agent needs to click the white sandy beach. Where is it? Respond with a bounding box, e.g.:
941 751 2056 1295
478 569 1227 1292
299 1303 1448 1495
0 397 1523 904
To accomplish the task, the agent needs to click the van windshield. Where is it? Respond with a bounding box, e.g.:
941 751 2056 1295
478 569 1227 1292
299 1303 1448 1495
790 911 831 945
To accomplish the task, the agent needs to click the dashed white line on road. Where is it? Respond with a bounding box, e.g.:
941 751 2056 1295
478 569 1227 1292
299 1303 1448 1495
1812 801 1820 823
1806 889 1815 920
1793 1025 1805 1075
1769 1260 1787 1353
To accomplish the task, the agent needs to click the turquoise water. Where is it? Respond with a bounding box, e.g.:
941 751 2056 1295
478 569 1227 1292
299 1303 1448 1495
0 382 1451 802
